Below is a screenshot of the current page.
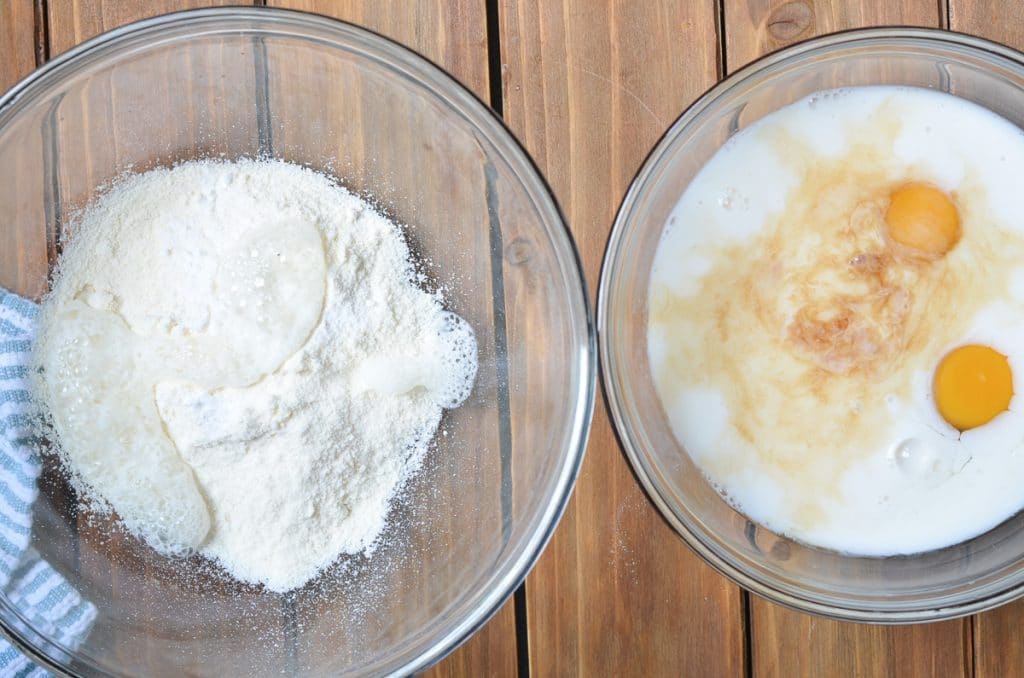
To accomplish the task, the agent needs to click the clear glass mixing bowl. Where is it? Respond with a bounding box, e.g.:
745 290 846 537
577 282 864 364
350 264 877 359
601 28 1024 623
0 8 594 675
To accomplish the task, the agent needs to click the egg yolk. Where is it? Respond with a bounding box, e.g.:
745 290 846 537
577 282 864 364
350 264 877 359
934 345 1013 431
885 183 961 257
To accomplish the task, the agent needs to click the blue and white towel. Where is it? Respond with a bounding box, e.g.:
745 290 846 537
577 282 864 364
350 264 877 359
0 290 95 677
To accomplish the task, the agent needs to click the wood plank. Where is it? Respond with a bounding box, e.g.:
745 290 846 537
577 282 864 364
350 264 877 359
750 608 970 677
48 0 249 210
0 0 35 92
45 3 284 675
721 1 971 676
47 0 230 55
0 0 47 299
724 0 945 72
0 8 80 678
949 8 1024 678
499 2 747 676
265 3 517 677
950 0 1024 51
269 1 489 99
972 599 1024 678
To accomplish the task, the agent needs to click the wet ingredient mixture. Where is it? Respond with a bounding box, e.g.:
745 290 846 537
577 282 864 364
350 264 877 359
649 86 1024 555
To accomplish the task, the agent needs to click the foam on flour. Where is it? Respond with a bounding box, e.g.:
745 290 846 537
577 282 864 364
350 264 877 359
32 159 478 591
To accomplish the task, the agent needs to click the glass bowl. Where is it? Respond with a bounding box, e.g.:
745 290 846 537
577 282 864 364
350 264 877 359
0 7 594 676
601 28 1024 623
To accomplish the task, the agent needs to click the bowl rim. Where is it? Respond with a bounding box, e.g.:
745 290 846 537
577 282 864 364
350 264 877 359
599 25 1024 624
0 6 596 676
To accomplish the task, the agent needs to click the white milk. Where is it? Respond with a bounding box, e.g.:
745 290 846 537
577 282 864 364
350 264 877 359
648 86 1024 555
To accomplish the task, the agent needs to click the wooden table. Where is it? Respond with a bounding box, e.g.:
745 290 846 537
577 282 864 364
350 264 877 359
2 1 1023 676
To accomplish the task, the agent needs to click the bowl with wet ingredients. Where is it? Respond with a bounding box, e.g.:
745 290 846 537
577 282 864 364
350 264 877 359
0 7 593 675
601 28 1024 622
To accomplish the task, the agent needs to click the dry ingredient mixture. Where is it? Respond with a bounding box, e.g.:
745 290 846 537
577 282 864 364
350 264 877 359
30 159 477 592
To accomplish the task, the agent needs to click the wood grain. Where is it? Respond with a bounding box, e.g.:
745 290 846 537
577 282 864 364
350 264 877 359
48 0 257 217
47 0 232 55
269 1 489 100
973 598 1024 678
950 0 1024 51
721 1 972 676
0 0 47 299
949 9 1024 678
499 2 747 676
0 0 35 92
750 607 971 677
724 0 946 72
16 1 1024 675
45 2 283 675
39 0 515 675
264 2 517 676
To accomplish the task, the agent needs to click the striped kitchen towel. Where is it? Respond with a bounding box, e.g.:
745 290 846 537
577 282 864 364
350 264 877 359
0 290 95 677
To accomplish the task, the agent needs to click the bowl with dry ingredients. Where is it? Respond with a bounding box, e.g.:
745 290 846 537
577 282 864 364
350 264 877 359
0 8 593 676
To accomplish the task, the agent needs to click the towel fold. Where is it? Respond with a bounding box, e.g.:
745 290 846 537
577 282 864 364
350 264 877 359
0 290 96 677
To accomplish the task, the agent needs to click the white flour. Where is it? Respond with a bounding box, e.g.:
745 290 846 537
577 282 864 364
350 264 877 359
31 159 477 592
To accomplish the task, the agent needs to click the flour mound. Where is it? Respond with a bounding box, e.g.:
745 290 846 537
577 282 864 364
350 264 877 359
32 159 478 592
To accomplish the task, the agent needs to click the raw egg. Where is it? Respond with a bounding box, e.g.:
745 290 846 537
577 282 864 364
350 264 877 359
934 344 1013 431
885 183 960 257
